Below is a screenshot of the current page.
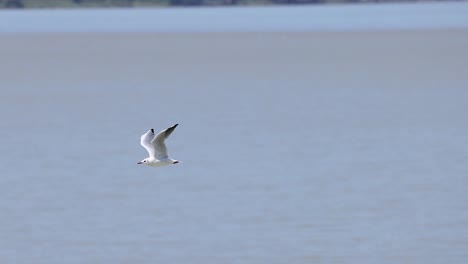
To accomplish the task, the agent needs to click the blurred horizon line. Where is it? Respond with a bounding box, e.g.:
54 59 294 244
1 0 466 9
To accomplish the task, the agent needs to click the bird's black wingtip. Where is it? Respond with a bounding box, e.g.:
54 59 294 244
150 128 154 134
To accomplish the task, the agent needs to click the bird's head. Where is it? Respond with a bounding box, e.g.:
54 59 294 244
137 158 149 165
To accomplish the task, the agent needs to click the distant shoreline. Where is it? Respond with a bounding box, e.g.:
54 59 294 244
0 0 464 9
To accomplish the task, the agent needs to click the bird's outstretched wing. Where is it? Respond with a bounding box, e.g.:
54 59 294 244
151 124 178 159
140 128 156 158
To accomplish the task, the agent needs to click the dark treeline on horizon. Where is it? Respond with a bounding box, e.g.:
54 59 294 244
0 0 456 8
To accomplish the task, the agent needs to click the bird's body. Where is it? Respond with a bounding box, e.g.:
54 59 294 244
141 157 179 167
138 124 180 167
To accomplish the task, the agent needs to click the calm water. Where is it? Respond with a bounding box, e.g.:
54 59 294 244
1 3 468 264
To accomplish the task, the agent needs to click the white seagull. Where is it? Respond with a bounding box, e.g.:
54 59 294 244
138 124 180 167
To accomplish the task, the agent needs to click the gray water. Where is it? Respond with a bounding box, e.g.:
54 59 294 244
1 3 468 264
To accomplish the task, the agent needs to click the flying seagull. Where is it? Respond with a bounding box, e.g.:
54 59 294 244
138 124 180 167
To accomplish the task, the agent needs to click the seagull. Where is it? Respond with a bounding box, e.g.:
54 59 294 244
138 124 180 167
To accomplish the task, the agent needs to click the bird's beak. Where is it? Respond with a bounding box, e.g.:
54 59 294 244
137 161 142 164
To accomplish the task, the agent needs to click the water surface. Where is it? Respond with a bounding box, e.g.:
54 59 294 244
1 4 468 264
